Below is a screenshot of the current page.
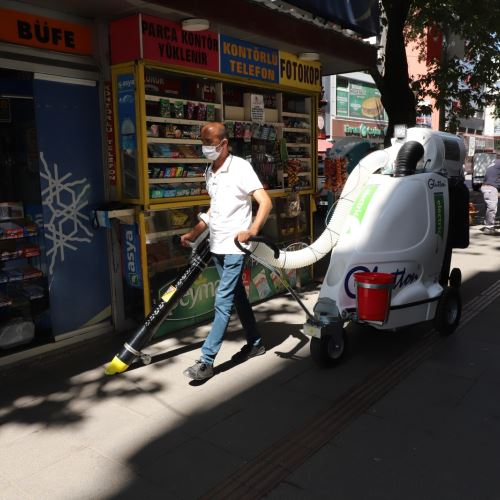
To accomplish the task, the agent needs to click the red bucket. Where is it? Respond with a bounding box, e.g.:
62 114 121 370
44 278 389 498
354 272 395 323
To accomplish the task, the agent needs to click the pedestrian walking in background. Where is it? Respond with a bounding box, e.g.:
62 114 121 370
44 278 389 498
480 153 500 235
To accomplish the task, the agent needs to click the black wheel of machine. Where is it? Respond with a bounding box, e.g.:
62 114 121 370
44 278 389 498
434 287 461 336
310 330 347 367
449 268 462 289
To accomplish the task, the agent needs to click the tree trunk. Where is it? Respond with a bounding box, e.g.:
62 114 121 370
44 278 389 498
373 0 417 146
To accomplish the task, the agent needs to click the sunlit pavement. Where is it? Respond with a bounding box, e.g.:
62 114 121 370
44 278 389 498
1 201 499 499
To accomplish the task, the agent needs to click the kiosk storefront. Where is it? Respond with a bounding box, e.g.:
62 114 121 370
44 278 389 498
0 6 111 361
109 13 322 339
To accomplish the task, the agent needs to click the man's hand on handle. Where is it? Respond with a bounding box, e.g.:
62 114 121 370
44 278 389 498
236 229 257 244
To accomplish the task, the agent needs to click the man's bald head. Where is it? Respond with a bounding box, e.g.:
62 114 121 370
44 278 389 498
201 122 228 142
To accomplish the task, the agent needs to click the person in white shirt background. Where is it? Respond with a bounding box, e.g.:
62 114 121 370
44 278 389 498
180 122 272 381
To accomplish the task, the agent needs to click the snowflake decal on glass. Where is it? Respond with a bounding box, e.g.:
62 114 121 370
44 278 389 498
40 152 93 275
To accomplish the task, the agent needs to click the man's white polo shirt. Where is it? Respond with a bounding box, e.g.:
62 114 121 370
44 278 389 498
205 154 263 254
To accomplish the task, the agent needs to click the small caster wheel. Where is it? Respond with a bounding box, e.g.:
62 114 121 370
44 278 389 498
310 329 347 367
140 354 152 365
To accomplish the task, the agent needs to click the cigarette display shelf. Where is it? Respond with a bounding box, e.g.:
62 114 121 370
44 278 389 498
114 62 317 206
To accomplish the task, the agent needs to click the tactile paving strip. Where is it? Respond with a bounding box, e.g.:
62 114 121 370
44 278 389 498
202 280 500 499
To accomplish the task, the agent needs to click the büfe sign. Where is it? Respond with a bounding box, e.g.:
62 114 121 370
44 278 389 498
0 7 92 55
110 14 219 72
279 51 321 92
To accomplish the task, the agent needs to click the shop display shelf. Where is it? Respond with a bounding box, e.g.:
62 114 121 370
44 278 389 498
282 112 310 118
148 177 205 184
0 273 44 284
146 227 190 243
146 116 209 126
148 158 209 164
1 251 40 262
145 95 222 109
147 137 202 145
0 233 38 241
288 156 311 161
283 172 311 177
282 127 311 133
286 143 312 147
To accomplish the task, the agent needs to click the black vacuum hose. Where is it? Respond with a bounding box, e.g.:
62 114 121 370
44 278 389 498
393 141 424 177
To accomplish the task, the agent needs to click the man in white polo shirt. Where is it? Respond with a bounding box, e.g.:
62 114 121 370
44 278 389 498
180 122 272 381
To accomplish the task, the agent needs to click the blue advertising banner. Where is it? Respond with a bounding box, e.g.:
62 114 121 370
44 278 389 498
120 223 142 289
286 0 380 37
116 73 139 199
220 34 279 84
33 76 111 337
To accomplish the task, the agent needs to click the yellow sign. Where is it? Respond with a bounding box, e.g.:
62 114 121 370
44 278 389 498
279 51 321 92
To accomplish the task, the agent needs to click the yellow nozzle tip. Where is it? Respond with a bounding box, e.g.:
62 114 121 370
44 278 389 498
104 356 129 376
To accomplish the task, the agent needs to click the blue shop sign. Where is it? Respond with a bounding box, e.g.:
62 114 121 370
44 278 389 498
220 35 279 84
121 223 143 289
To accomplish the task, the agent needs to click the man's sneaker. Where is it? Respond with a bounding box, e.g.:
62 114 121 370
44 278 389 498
484 227 498 235
232 343 266 362
183 360 214 380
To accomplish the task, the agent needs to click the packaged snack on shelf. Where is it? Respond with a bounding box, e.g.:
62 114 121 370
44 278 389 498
19 266 43 280
174 101 184 119
178 145 200 158
235 121 244 138
6 269 23 282
163 186 177 198
260 125 270 141
251 122 261 139
207 104 215 121
170 210 190 227
196 104 207 121
22 222 38 236
186 101 196 120
159 98 170 118
149 124 159 137
0 222 24 239
164 124 176 138
225 121 235 138
21 282 45 300
0 202 23 221
268 126 277 142
150 185 164 199
270 270 285 292
22 245 40 257
243 123 252 142
252 269 272 299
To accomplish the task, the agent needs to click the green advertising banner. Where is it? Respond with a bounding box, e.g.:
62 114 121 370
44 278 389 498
336 79 387 122
348 81 384 120
336 88 349 117
153 262 311 339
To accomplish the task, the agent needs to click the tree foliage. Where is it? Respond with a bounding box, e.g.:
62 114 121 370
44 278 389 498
372 0 500 140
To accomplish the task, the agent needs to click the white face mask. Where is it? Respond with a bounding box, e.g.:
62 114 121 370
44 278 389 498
202 140 225 161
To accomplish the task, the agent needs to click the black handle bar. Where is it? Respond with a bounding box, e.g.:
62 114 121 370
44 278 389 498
234 235 280 259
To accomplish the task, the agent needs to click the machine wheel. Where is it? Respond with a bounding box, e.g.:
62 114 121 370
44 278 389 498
434 287 461 336
310 330 347 367
449 268 462 289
